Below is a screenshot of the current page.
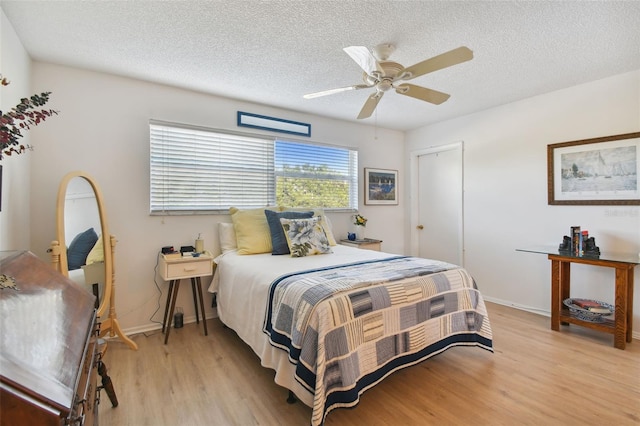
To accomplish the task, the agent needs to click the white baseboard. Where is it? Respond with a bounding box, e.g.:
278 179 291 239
111 312 219 338
484 296 640 341
483 296 551 317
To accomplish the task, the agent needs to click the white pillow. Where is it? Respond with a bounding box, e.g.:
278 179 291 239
218 222 237 253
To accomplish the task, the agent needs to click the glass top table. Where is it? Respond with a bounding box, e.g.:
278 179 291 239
516 245 640 265
518 245 637 349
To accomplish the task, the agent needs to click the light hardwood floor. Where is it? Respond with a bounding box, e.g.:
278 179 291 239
99 302 640 425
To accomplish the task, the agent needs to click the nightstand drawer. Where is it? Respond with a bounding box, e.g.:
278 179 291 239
159 256 213 280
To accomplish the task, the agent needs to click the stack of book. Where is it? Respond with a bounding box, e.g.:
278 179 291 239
572 299 611 314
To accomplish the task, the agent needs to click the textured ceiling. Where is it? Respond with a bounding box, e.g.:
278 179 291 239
2 1 640 131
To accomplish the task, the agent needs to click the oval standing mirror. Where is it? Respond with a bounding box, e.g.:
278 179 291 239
50 171 137 350
54 172 112 318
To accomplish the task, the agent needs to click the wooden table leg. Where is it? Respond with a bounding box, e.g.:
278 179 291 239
559 260 571 325
164 279 181 345
191 278 200 325
196 277 208 336
614 267 628 350
550 258 560 331
162 280 175 334
627 266 634 344
98 359 118 407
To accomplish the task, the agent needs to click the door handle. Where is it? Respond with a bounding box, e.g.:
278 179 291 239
417 225 424 230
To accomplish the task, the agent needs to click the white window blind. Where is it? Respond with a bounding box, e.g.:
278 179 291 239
150 121 358 214
150 122 274 213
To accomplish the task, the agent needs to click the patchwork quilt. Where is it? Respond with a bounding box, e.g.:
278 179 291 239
263 256 493 425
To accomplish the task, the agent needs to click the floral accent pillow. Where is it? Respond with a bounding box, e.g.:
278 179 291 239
280 217 333 257
265 209 314 255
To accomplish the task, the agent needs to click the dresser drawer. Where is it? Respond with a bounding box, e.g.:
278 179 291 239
160 256 213 280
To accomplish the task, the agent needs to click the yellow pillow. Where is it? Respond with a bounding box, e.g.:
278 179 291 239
85 234 104 264
229 206 277 255
315 211 337 246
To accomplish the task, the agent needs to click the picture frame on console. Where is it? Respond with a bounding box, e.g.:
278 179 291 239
547 132 640 205
365 167 398 205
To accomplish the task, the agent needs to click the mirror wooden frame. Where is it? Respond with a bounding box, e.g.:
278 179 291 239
50 171 137 350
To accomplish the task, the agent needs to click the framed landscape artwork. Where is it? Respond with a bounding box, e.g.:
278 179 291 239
365 168 398 205
547 132 640 205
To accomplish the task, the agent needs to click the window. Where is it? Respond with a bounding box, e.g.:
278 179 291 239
150 121 358 213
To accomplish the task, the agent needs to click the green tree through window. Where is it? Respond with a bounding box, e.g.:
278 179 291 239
276 164 350 208
275 140 356 210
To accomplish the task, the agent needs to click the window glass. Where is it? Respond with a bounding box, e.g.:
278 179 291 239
275 140 357 209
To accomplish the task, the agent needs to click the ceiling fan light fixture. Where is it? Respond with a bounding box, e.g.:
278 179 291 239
305 44 472 119
377 79 393 92
373 43 395 61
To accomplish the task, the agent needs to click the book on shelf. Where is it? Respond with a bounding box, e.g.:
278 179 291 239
572 299 611 313
573 299 600 308
586 307 612 314
571 226 581 255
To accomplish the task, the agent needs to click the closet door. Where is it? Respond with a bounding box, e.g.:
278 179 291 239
416 143 463 265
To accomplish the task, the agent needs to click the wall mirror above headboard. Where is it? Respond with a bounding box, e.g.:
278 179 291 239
50 171 137 350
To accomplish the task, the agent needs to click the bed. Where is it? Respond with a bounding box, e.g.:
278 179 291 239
208 211 493 425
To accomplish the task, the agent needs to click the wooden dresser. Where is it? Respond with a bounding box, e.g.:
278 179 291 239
0 251 99 425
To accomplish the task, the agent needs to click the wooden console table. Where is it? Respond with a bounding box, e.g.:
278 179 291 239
517 246 638 349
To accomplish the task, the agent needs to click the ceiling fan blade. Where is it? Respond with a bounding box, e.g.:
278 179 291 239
303 84 371 99
395 84 450 105
357 92 384 119
343 46 383 76
398 46 473 81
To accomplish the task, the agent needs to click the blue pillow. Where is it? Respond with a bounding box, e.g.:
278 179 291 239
67 227 99 270
265 210 314 255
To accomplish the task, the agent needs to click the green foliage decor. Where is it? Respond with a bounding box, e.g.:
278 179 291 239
0 74 58 160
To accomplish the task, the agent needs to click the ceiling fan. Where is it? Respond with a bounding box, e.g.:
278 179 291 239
303 44 473 119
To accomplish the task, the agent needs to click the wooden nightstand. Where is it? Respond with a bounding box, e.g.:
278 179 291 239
159 254 213 344
339 238 382 251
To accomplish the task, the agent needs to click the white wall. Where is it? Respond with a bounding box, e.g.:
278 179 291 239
406 70 640 337
28 63 405 334
10 13 638 338
0 10 31 251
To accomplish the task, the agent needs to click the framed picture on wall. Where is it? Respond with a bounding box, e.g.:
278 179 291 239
547 132 640 205
365 168 398 205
